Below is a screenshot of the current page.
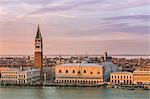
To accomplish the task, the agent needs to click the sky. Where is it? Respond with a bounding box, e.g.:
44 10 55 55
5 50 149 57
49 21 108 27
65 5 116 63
0 0 150 55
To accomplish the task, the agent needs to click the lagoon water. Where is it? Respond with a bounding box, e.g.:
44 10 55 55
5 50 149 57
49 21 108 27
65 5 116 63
0 87 149 99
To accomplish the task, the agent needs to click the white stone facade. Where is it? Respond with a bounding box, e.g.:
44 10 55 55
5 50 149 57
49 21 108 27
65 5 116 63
0 67 40 84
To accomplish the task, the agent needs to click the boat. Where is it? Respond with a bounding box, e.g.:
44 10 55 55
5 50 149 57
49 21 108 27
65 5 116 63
143 85 150 90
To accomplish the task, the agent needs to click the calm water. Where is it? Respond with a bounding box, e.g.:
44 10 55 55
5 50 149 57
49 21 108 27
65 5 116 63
0 87 149 99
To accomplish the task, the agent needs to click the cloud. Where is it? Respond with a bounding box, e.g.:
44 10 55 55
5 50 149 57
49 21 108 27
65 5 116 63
0 0 54 6
0 0 149 55
0 10 7 16
30 0 150 14
102 0 150 11
104 15 150 21
31 0 105 14
50 13 76 18
97 15 150 35
105 25 150 34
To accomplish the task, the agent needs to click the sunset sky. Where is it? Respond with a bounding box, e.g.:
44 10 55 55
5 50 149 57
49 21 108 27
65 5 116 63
0 0 150 55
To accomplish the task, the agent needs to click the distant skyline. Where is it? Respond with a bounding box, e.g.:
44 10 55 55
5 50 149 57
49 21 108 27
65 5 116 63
0 0 150 55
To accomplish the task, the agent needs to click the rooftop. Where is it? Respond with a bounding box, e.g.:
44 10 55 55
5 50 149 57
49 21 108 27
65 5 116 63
58 63 102 67
111 72 132 74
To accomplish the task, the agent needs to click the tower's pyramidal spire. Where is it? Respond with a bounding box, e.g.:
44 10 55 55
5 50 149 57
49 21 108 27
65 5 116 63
36 25 42 39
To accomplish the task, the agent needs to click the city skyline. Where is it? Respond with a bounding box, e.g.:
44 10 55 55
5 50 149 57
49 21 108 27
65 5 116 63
0 0 150 55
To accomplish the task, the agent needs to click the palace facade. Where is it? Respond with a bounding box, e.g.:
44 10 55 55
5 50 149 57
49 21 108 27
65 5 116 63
133 67 150 84
55 63 103 84
110 72 133 85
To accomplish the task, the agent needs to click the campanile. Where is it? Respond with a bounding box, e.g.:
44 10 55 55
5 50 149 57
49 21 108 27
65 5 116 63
34 25 43 69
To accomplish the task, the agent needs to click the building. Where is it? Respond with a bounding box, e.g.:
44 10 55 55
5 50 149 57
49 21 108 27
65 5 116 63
55 63 104 84
34 25 43 69
110 72 133 85
102 62 118 82
133 67 150 84
0 67 40 84
104 51 108 61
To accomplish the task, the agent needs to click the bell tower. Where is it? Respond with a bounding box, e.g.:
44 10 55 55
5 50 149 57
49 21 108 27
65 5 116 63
34 25 43 69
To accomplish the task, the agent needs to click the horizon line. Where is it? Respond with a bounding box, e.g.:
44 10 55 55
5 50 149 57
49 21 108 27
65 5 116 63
0 54 150 56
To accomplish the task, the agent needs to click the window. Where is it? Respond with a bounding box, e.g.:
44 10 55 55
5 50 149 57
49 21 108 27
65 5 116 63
97 72 100 74
59 70 62 73
36 46 40 48
84 70 86 73
66 70 68 73
90 72 93 74
72 70 75 73
124 80 125 84
127 80 128 84
78 71 80 74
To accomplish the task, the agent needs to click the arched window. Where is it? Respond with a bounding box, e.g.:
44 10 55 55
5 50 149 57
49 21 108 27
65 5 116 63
118 80 120 84
90 71 93 74
84 70 86 73
66 70 68 73
59 70 62 73
130 80 132 84
124 80 125 84
78 71 81 74
127 80 128 84
72 70 75 73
